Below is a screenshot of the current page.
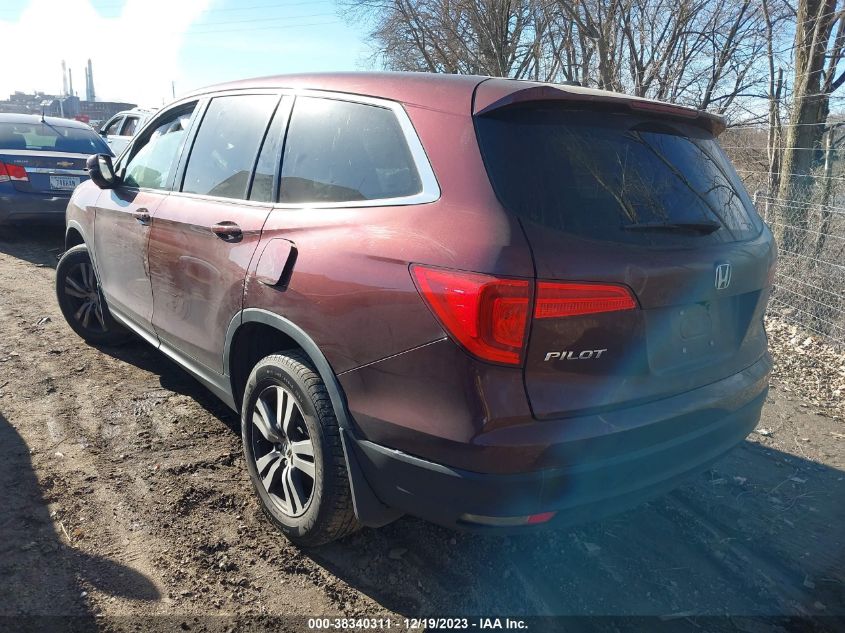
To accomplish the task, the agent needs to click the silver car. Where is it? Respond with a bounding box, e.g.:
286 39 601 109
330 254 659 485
98 107 155 155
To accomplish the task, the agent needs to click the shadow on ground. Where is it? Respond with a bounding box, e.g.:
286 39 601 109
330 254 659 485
0 411 160 629
0 225 65 268
307 440 844 622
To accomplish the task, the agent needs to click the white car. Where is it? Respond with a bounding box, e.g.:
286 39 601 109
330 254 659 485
98 108 155 155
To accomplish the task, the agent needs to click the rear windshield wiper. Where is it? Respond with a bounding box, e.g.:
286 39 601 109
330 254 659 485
622 221 721 235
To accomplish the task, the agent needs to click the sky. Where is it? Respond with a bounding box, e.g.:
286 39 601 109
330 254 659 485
0 0 373 107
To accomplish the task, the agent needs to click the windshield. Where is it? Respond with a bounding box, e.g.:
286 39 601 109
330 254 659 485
0 121 112 155
475 105 761 245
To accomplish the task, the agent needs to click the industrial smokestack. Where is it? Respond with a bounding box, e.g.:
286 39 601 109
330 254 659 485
61 60 68 96
86 58 95 101
68 68 74 97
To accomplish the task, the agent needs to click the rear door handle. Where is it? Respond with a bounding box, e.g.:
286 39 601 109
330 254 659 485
211 221 243 243
132 208 150 225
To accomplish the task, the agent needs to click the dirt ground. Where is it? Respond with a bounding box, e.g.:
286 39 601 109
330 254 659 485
0 226 843 632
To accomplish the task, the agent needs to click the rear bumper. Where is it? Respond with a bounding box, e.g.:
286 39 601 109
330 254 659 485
0 193 69 225
350 355 770 530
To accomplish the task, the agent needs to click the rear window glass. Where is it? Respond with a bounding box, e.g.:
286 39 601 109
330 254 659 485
475 106 761 244
280 97 422 204
0 122 111 154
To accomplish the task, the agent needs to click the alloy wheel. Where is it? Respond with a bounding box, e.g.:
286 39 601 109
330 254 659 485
63 262 107 332
251 385 316 517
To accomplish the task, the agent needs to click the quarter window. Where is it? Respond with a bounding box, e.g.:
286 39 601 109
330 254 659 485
280 97 422 204
123 105 196 190
182 94 278 200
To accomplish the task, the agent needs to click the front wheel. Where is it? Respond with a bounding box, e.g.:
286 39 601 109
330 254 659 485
242 352 358 546
55 244 130 346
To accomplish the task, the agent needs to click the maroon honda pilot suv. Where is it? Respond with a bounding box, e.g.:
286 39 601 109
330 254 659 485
55 73 775 545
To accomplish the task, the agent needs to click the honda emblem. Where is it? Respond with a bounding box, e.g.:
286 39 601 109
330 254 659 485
715 263 732 290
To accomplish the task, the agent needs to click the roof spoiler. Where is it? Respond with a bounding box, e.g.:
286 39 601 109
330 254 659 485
474 85 726 136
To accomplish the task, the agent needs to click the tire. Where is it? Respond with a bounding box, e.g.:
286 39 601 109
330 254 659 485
55 244 131 346
242 352 359 546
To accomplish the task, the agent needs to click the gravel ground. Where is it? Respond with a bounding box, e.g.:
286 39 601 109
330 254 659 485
0 226 843 632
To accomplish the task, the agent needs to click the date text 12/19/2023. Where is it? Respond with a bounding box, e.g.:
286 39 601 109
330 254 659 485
307 617 529 630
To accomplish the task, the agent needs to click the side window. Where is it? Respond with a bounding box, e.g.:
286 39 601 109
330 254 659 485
249 97 292 202
181 94 278 200
280 97 422 204
121 116 139 137
102 117 123 136
123 104 196 190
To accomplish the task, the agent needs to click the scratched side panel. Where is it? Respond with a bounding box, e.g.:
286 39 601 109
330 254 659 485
148 195 271 372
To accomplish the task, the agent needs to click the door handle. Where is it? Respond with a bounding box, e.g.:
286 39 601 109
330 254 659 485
132 208 151 225
211 221 243 243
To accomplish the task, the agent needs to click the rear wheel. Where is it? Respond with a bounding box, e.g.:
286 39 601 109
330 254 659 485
55 244 130 346
242 352 358 546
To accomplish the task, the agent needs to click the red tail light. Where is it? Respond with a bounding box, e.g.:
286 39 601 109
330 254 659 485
0 161 28 182
412 266 638 365
412 265 531 365
534 282 637 318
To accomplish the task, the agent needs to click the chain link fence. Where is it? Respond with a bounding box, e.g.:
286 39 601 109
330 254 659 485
722 127 845 349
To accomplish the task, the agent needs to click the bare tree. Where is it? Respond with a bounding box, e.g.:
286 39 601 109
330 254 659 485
347 0 542 77
345 0 773 115
775 0 845 253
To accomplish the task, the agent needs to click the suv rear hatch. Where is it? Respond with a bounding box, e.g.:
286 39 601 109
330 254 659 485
474 92 775 419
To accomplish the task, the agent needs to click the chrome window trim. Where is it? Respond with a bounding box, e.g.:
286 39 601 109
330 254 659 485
166 189 275 208
26 167 87 176
115 88 441 208
272 88 441 209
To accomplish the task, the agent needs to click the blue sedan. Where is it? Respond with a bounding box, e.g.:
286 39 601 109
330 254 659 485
0 113 113 225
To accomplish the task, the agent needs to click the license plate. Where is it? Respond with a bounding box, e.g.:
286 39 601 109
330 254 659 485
50 175 80 190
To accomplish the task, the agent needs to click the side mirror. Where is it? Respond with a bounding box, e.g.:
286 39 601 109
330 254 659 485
86 153 117 189
99 128 108 136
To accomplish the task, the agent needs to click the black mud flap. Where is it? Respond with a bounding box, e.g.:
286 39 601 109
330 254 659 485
339 427 404 528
